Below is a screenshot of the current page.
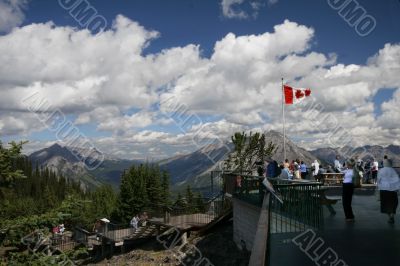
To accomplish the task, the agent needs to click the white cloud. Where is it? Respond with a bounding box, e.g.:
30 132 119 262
0 0 27 33
221 0 265 19
377 88 400 129
1 16 400 159
0 15 202 136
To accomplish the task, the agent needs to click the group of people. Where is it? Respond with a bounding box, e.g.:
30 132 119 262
341 156 399 224
262 154 400 224
334 155 379 184
263 158 321 180
52 223 65 235
130 212 149 230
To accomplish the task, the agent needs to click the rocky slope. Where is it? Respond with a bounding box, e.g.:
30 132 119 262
310 145 400 166
29 143 138 189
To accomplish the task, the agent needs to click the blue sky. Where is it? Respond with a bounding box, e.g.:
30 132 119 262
0 0 400 159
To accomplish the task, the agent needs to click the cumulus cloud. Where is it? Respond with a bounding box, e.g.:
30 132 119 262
1 15 400 158
0 0 27 33
0 15 202 135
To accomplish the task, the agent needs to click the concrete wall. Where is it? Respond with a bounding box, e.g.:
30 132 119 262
233 198 261 251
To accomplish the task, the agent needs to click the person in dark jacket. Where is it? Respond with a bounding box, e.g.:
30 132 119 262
266 160 280 178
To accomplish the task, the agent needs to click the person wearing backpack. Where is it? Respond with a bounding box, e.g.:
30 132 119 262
377 159 400 224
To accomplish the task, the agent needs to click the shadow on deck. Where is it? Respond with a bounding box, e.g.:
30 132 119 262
269 195 400 266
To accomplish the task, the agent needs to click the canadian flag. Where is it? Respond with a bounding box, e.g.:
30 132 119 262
284 85 311 104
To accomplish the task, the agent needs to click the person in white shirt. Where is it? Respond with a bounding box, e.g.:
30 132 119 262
377 159 400 224
59 224 65 234
130 215 139 230
334 155 341 173
342 158 356 222
311 160 320 178
371 158 379 184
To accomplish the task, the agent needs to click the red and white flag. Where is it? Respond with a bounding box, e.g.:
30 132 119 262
284 85 311 104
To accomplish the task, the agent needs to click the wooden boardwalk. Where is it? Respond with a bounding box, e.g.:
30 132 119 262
87 223 170 248
86 211 226 249
165 213 218 229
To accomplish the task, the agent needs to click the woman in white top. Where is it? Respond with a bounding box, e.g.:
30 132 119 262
377 159 400 224
311 160 319 178
371 158 379 184
342 158 356 222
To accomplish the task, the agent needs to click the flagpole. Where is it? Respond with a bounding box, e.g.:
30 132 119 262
281 78 286 161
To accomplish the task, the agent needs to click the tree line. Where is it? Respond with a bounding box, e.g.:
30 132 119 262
1 141 205 264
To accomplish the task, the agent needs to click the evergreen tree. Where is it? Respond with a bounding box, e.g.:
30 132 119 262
91 184 116 219
224 132 276 174
0 141 27 186
185 185 194 206
175 192 186 209
146 164 163 211
116 165 149 223
161 171 170 207
194 192 206 212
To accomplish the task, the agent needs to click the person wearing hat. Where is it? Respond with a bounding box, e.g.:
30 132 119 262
377 159 400 224
342 158 356 222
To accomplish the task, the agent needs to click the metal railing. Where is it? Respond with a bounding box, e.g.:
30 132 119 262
224 173 324 231
105 223 136 243
165 194 228 228
51 233 77 252
269 183 324 233
223 173 325 266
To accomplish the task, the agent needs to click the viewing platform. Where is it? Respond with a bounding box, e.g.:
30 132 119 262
270 194 400 266
223 173 398 266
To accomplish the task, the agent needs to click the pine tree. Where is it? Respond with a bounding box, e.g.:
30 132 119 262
185 185 195 213
194 193 206 213
175 192 186 209
0 141 26 185
224 132 276 174
116 165 149 223
161 171 170 207
91 184 117 220
146 164 163 211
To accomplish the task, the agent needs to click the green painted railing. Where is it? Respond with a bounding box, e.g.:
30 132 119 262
223 173 324 231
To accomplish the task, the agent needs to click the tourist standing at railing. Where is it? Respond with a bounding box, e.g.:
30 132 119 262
356 158 365 183
342 158 356 222
377 159 400 224
289 160 294 176
380 155 388 168
300 161 307 179
334 155 342 173
293 159 300 179
311 160 320 179
284 159 290 169
279 164 292 180
371 158 379 185
59 224 65 234
130 215 139 230
266 160 280 178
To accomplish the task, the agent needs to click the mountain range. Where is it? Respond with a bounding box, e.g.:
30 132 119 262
310 145 400 166
27 131 400 191
28 143 139 189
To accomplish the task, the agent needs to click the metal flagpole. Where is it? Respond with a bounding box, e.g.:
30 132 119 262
281 78 286 161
